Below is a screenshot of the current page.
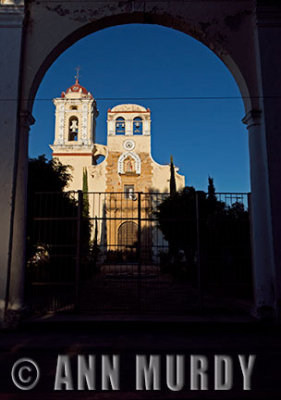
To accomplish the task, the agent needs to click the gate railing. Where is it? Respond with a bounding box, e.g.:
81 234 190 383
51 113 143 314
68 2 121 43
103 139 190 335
25 190 253 314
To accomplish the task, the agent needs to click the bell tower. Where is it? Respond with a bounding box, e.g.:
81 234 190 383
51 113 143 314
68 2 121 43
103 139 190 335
50 74 99 190
105 104 153 194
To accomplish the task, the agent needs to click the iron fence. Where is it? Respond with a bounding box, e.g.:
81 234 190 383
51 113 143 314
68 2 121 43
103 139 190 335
25 190 253 315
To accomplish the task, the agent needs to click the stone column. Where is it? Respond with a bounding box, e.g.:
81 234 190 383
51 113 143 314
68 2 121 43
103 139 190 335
0 3 25 324
255 2 281 320
5 111 34 322
243 110 276 319
126 119 133 136
143 119 151 136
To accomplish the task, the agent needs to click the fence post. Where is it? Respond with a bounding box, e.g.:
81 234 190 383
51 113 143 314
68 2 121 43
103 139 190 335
137 192 142 312
195 191 203 308
247 192 255 302
75 190 83 312
137 192 142 268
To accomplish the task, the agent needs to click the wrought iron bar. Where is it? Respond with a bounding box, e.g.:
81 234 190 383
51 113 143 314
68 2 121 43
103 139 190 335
137 192 142 312
195 191 203 308
75 190 83 312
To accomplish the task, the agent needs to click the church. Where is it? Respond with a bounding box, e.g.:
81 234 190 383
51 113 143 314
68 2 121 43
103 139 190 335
50 78 185 258
50 77 185 195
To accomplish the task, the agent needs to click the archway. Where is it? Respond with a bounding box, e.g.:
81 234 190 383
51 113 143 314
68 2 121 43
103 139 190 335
118 221 138 251
2 1 276 321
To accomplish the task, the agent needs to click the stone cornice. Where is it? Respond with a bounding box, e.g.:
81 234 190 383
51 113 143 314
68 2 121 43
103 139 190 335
19 110 35 131
0 3 24 28
242 109 262 128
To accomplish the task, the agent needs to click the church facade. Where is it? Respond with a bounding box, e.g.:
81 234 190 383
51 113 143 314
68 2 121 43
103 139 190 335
50 79 185 258
50 78 185 195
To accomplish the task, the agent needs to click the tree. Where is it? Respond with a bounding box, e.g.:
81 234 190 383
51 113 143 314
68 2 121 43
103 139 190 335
155 179 252 295
156 186 198 265
27 155 75 260
28 154 72 193
207 176 216 201
82 167 89 218
169 155 176 196
26 155 90 279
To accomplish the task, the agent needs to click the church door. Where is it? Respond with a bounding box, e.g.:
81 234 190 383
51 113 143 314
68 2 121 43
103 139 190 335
118 221 138 261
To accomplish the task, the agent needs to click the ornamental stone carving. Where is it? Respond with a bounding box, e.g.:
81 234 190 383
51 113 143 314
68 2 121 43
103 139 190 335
118 152 141 174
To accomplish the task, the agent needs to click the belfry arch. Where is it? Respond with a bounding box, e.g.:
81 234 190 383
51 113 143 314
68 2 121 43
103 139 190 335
1 0 280 323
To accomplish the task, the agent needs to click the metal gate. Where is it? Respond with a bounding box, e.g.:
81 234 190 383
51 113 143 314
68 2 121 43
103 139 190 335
25 190 253 315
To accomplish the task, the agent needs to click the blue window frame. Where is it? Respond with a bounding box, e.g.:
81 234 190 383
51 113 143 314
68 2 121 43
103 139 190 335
116 117 125 135
133 117 143 135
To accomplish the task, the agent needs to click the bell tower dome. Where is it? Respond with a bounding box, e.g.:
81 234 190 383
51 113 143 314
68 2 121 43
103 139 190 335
51 76 98 151
50 75 99 190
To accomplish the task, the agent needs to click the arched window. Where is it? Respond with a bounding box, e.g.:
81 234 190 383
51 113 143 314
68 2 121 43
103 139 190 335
116 117 125 135
68 116 79 141
133 117 143 135
118 221 138 250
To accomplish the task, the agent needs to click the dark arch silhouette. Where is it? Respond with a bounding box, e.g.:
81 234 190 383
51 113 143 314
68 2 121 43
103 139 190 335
25 14 252 115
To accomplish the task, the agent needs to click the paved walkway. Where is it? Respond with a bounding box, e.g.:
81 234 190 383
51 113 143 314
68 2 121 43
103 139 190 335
13 269 262 399
78 268 252 316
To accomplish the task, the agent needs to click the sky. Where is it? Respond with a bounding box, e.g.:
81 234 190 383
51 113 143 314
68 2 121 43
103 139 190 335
29 23 250 193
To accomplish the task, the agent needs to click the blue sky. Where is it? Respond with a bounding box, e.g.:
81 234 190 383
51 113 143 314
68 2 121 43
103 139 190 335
29 24 250 193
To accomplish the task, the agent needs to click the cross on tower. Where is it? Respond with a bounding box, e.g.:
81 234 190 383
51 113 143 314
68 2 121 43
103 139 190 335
75 66 81 82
